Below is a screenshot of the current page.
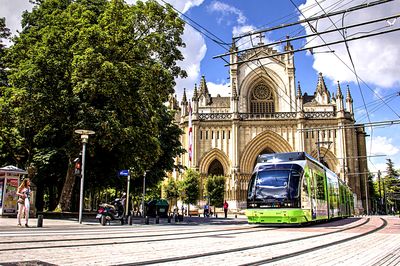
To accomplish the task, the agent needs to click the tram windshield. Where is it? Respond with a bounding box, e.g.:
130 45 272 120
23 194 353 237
247 164 302 208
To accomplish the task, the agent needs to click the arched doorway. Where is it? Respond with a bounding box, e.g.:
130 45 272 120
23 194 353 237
208 159 224 176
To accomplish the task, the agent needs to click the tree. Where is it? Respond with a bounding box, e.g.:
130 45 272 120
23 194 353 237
206 175 225 207
163 178 179 212
0 17 10 88
181 169 200 211
385 159 400 213
2 0 186 211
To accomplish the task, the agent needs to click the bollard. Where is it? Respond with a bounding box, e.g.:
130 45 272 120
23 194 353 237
128 215 132 225
37 214 43 227
145 216 149 225
156 216 159 224
168 215 171 223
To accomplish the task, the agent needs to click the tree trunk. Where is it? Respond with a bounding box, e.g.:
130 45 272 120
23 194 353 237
58 160 76 211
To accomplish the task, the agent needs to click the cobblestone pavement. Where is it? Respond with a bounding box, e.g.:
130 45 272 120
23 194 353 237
0 215 399 266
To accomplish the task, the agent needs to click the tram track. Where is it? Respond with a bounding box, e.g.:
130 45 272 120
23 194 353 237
115 217 374 265
243 217 388 266
0 225 272 252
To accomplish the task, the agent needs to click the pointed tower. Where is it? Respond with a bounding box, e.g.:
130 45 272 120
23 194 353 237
192 83 199 115
296 81 303 112
315 73 330 104
198 76 212 106
346 85 354 116
231 80 239 115
284 36 296 111
336 81 345 117
180 88 188 119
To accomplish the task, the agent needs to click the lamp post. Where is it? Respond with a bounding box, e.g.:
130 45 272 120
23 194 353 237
74 129 95 224
142 171 146 218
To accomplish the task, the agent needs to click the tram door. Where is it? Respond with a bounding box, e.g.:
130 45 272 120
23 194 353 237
309 169 318 220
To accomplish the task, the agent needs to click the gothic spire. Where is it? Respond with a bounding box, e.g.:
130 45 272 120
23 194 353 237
316 72 328 95
182 88 187 103
346 85 353 102
232 81 238 99
336 81 343 99
296 81 302 98
199 75 209 96
284 35 293 51
193 83 198 100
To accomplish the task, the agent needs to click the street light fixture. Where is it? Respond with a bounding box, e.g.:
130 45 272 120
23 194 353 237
74 129 95 224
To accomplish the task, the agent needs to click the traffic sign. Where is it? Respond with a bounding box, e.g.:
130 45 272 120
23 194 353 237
119 170 129 177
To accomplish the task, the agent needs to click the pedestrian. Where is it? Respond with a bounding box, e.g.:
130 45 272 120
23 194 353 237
204 203 209 217
16 178 31 227
223 200 229 218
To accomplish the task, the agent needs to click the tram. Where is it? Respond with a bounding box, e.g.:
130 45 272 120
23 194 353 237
246 152 354 224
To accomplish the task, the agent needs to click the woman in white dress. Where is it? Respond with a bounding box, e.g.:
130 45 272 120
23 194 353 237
16 178 31 227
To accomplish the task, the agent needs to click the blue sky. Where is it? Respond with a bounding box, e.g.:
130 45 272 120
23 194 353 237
1 0 400 174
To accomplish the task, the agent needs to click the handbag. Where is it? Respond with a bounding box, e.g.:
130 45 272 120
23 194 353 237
17 198 24 204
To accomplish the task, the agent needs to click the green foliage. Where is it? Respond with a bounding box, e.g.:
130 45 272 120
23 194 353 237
384 159 400 208
206 175 225 207
164 178 179 201
181 169 200 205
0 0 186 210
0 17 11 88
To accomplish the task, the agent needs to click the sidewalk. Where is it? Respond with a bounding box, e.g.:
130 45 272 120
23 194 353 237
0 214 248 230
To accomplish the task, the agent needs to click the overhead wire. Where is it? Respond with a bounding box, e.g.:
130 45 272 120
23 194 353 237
158 0 400 163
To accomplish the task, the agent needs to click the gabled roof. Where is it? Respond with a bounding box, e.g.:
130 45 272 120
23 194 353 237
0 165 28 175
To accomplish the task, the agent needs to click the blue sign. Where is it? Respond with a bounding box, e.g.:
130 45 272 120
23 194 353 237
119 170 129 177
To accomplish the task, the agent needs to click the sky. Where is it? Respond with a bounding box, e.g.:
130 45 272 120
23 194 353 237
1 0 400 175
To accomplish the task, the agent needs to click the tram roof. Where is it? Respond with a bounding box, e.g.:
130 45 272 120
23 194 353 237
257 152 309 164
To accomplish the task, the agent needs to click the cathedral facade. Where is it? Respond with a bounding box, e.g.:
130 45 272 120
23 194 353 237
169 41 368 213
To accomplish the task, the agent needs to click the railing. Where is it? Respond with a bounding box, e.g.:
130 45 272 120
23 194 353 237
198 113 232 120
304 112 336 119
197 112 336 121
239 112 296 119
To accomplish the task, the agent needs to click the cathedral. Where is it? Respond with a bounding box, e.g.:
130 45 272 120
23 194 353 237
168 40 368 214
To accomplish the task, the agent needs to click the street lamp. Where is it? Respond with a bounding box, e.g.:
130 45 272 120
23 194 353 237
142 171 147 218
74 129 95 224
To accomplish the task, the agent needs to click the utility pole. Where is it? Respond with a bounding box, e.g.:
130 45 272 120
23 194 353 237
378 170 382 214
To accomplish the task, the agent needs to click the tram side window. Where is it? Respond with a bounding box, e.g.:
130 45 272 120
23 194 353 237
315 173 325 200
289 171 301 198
247 173 257 199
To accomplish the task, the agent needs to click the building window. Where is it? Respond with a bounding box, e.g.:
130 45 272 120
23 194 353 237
250 84 275 113
223 131 225 139
217 131 219 139
228 130 231 139
200 131 203 140
212 131 214 139
206 131 208 140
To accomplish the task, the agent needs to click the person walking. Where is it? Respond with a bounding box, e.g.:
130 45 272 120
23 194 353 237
223 200 229 218
16 178 31 227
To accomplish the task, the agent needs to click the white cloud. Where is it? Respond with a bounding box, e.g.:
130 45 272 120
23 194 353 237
368 162 387 174
299 0 400 88
208 1 246 25
0 0 33 41
175 25 207 99
366 136 399 156
207 81 230 97
166 0 204 13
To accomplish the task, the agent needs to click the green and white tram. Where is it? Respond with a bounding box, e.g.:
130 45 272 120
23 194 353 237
246 152 354 224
